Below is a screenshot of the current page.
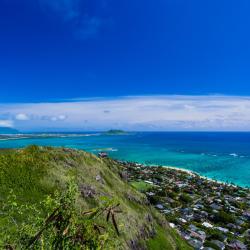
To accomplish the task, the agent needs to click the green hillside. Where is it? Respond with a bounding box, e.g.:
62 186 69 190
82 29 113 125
0 146 192 249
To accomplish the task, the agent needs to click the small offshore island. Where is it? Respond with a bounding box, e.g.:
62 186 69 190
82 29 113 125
103 129 130 135
109 157 250 250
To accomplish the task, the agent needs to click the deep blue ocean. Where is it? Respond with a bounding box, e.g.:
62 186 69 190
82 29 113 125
0 132 250 187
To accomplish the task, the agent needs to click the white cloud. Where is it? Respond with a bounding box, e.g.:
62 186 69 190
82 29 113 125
50 117 58 122
1 95 250 131
0 120 14 128
58 115 67 120
50 115 67 122
15 113 29 121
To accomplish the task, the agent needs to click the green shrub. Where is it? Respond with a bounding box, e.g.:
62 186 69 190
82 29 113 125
179 194 192 203
0 181 120 249
213 211 235 224
204 241 221 250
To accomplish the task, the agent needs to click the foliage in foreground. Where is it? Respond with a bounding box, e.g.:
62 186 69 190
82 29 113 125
0 146 193 250
1 181 121 249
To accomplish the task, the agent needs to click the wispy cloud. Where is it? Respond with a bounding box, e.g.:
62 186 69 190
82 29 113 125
1 95 250 131
0 120 13 128
76 16 102 39
39 0 108 39
39 0 81 20
15 113 29 121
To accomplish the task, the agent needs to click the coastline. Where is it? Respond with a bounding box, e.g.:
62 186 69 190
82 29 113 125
0 133 250 188
0 133 101 141
117 154 250 250
161 165 240 188
120 160 248 189
1 132 250 188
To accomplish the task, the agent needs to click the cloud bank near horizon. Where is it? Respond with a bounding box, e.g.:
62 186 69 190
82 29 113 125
1 95 250 131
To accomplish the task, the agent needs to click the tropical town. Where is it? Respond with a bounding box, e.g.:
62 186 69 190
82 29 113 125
111 158 250 250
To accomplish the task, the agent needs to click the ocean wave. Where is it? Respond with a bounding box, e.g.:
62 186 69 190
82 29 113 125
93 148 118 152
56 133 101 138
0 136 29 141
0 133 102 141
229 153 238 157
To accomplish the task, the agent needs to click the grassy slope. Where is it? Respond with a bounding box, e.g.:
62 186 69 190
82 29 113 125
130 181 153 192
0 146 192 250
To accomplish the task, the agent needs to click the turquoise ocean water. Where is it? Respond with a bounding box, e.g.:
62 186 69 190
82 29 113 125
0 132 250 187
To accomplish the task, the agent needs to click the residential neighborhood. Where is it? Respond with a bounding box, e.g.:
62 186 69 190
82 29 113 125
115 160 250 250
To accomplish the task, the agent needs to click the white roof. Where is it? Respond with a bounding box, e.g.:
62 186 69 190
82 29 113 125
144 180 153 185
202 222 213 228
179 218 187 223
169 223 175 228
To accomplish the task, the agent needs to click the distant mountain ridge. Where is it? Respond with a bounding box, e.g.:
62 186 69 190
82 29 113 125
0 127 19 134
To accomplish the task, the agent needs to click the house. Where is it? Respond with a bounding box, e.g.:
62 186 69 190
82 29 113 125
181 231 191 240
144 180 154 185
98 152 108 158
179 218 187 224
146 192 155 196
155 204 164 210
189 224 198 232
166 197 175 204
200 211 208 217
242 211 250 219
194 203 204 209
236 219 244 226
215 226 229 233
202 222 213 228
189 230 206 242
183 213 194 221
181 208 193 215
163 209 171 214
227 223 237 230
176 182 187 188
227 240 247 250
210 203 221 210
211 240 225 250
188 239 203 249
197 230 206 241
169 223 175 228
243 229 250 238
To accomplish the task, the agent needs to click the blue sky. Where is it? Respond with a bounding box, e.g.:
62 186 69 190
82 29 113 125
1 0 250 130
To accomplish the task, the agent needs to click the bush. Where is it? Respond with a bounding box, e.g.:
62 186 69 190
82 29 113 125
179 194 192 203
203 241 221 250
213 211 235 224
0 181 120 249
208 232 225 242
168 191 177 199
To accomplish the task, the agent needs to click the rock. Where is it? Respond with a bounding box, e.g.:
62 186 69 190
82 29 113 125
79 184 96 198
95 175 101 181
145 214 153 223
128 238 147 250
120 171 129 181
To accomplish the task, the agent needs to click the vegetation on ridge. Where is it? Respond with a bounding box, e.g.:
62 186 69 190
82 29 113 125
0 146 191 249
